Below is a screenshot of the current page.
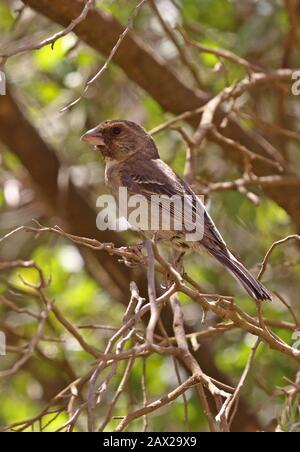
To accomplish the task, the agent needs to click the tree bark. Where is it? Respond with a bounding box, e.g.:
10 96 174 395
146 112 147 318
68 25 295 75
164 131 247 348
20 0 300 232
0 87 261 431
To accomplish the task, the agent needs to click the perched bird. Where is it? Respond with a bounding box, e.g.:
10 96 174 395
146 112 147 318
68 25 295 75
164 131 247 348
81 120 272 302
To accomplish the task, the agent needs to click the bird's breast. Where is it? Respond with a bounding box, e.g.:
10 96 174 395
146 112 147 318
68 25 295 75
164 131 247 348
105 160 121 194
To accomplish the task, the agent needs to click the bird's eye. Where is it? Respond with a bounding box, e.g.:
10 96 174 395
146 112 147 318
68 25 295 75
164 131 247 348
112 127 122 136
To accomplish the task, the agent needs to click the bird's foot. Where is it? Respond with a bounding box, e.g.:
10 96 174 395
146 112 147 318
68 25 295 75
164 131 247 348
119 244 146 268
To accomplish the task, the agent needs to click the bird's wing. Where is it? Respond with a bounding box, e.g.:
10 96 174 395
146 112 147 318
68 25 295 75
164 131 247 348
120 158 189 232
180 177 228 251
120 158 228 251
121 159 185 198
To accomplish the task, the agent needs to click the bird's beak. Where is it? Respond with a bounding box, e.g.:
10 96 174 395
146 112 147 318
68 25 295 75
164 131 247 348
80 127 105 146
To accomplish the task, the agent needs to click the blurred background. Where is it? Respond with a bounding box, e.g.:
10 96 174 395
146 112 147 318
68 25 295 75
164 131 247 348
0 0 299 432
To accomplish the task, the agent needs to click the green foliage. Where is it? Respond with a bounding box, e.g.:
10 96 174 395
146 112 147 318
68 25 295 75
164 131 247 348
0 2 14 31
182 0 236 32
0 0 299 433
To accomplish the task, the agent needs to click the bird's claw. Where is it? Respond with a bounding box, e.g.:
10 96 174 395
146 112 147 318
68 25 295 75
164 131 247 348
119 244 146 268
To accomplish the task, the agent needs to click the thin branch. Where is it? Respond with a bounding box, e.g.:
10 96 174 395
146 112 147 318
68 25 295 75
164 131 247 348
258 235 300 280
146 240 160 344
216 339 261 426
0 0 95 66
149 0 203 89
61 0 148 112
178 27 262 75
114 373 208 432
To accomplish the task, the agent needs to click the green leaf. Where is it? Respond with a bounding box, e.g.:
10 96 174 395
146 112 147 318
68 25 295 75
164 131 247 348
34 40 66 71
0 4 14 31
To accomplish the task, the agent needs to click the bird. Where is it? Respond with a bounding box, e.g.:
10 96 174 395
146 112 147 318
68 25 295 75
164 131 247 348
81 119 272 302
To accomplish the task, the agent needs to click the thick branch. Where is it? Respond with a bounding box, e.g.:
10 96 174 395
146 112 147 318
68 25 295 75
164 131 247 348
18 0 300 233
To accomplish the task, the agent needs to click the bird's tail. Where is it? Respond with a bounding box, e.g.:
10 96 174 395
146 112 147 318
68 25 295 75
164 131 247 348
208 248 272 301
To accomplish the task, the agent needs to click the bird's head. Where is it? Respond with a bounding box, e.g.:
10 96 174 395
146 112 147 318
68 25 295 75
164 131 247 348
81 120 159 161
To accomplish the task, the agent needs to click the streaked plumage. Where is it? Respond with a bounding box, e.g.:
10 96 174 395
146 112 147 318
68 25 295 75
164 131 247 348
81 120 272 302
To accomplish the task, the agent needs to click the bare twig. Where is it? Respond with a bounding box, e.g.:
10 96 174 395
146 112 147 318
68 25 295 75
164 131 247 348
61 0 148 112
178 27 262 75
216 338 261 427
0 0 95 66
258 235 300 280
146 240 160 344
149 0 203 89
1 222 299 433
